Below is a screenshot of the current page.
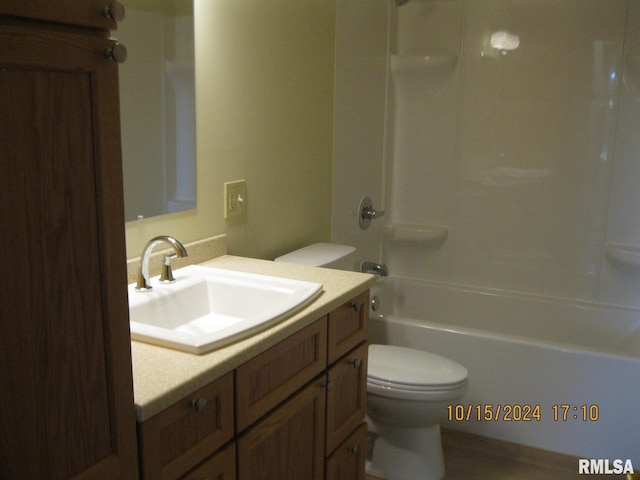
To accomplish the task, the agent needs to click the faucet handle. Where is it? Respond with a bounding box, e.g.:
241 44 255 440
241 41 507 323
359 196 385 230
159 254 178 283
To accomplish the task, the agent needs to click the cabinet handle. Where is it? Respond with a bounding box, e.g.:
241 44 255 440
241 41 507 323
348 358 362 368
348 444 360 455
190 398 208 413
349 301 363 313
105 43 128 63
321 380 333 391
103 1 126 22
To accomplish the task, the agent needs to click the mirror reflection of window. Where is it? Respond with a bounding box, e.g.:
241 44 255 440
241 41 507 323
118 0 196 221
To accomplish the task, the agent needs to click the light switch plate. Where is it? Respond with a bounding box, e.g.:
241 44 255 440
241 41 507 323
224 179 246 219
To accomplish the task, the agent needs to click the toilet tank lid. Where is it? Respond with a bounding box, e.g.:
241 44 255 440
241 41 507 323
274 243 355 267
368 344 468 387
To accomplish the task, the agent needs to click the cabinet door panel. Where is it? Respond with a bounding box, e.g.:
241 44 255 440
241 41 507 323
238 379 326 480
326 423 367 480
236 318 327 431
0 20 136 480
326 342 368 454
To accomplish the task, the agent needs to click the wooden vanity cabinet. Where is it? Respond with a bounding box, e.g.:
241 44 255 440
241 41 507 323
137 291 370 480
0 4 138 480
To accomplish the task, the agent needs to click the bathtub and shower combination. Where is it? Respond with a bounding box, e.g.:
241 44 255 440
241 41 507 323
368 275 640 464
332 0 640 467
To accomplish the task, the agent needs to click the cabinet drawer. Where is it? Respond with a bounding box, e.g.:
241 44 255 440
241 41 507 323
236 318 327 431
0 1 118 29
180 442 236 480
326 423 367 480
328 291 369 364
325 342 368 454
139 372 234 480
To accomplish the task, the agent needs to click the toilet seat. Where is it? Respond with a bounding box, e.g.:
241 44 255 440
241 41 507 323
367 376 467 392
367 344 468 400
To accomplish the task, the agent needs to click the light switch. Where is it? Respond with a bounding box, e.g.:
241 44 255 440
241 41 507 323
224 179 246 219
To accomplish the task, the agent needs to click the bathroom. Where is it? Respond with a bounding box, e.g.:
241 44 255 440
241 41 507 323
122 0 640 477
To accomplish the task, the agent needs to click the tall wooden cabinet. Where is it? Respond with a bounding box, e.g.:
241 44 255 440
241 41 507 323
0 2 138 479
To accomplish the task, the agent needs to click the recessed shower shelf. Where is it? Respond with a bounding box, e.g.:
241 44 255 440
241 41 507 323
384 223 449 245
605 244 640 269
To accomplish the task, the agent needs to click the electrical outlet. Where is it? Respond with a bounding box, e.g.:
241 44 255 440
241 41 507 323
224 179 246 219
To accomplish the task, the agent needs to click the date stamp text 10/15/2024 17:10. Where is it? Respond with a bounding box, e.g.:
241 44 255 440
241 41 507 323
446 403 600 422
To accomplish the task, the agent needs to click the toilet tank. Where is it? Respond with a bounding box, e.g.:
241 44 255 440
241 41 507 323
274 243 356 271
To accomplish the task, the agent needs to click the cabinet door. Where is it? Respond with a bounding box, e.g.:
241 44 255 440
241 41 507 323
238 379 326 480
325 342 368 454
326 423 367 480
0 16 137 480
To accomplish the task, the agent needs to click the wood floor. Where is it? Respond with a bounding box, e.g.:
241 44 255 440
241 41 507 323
366 428 629 480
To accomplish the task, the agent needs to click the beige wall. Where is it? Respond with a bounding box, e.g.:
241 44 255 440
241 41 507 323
125 0 336 260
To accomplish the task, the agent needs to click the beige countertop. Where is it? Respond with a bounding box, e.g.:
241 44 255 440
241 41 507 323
131 255 375 422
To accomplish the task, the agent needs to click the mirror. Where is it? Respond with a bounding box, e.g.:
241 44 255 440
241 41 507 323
118 0 196 221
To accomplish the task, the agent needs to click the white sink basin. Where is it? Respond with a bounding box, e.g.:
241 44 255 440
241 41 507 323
128 265 323 354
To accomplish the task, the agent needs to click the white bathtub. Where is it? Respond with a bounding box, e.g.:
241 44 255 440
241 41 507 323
369 276 640 464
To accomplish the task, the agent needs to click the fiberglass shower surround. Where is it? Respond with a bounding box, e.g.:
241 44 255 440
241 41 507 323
381 0 640 308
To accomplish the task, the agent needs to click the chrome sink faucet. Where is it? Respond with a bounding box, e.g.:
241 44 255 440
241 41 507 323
135 235 188 292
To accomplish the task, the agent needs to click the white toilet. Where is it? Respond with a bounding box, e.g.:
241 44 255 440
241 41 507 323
367 344 468 480
275 243 469 480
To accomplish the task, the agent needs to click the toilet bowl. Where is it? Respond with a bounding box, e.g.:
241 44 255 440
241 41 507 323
367 344 468 480
274 243 469 480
